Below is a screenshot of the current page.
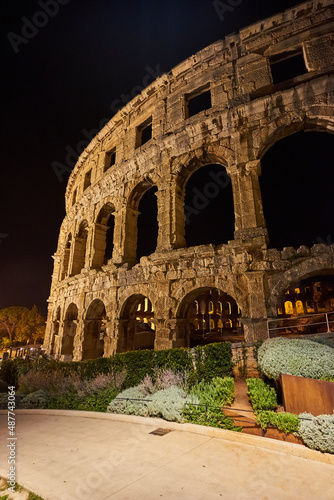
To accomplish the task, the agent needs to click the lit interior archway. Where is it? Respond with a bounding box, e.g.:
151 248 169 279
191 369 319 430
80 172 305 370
118 294 155 352
178 287 244 347
274 274 334 336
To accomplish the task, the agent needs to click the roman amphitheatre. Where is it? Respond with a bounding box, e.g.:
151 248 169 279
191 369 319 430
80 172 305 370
44 0 334 361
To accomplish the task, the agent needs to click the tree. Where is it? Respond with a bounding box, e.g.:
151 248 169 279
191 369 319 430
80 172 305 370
0 306 45 345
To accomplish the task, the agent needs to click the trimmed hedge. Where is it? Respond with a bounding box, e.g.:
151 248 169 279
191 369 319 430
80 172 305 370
297 412 334 454
0 342 233 390
257 337 334 380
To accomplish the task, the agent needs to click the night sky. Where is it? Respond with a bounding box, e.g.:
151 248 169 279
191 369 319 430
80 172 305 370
0 0 332 316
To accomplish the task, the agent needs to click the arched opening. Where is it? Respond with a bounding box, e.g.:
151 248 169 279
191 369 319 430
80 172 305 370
260 131 334 249
275 274 334 336
118 294 155 352
124 179 158 265
93 203 115 267
51 306 61 355
61 303 78 358
136 186 158 261
184 164 234 247
71 220 88 275
178 287 244 347
61 233 72 280
82 299 106 360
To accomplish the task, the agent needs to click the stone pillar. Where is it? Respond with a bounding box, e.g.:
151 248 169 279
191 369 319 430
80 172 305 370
124 206 140 265
72 317 85 361
171 175 186 249
241 271 269 341
61 248 71 279
113 206 139 266
167 318 188 348
154 322 174 350
43 302 54 353
227 160 268 243
52 320 64 359
103 316 118 356
90 223 109 268
111 208 125 265
156 184 172 251
70 237 86 275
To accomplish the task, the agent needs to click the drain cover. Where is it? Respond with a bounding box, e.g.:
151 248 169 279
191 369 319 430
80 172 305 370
149 428 173 436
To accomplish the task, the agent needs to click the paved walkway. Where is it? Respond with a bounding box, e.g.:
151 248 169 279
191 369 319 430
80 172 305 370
0 410 333 500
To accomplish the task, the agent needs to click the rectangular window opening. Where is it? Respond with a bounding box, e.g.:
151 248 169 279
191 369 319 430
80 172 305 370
104 148 116 172
136 117 152 148
270 51 307 86
83 170 91 191
186 87 212 118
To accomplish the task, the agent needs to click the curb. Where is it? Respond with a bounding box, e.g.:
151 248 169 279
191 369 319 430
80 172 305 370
1 409 333 466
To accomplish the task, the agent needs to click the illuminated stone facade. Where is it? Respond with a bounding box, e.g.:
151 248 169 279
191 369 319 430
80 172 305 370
44 0 334 360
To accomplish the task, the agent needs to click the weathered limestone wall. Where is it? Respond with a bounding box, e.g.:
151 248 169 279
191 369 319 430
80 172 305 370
44 0 334 360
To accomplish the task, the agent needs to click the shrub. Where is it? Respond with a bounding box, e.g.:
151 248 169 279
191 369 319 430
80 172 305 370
297 412 334 454
137 374 155 396
0 379 8 393
321 377 334 382
0 358 29 386
0 393 25 409
183 404 241 431
107 387 149 416
154 348 194 373
0 342 233 392
147 386 190 422
256 411 300 433
154 368 188 391
192 343 233 383
22 390 49 409
257 337 334 380
17 371 74 396
246 378 277 413
190 377 235 407
44 387 120 412
310 337 334 348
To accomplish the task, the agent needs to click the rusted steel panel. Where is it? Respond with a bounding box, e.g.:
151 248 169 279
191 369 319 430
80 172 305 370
281 373 334 416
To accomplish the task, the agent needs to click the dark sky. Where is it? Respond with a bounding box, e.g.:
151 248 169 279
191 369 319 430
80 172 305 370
0 0 330 316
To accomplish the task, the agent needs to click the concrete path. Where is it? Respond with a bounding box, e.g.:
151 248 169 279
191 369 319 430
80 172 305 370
0 410 334 500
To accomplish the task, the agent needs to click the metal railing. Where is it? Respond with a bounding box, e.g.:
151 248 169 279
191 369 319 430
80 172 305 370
267 311 334 337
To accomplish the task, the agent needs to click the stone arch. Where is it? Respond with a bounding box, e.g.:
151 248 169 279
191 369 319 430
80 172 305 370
82 299 106 360
172 148 233 249
256 114 334 160
92 202 115 268
118 294 155 352
61 303 78 359
71 220 89 275
259 127 334 248
176 286 244 347
268 256 334 316
172 147 230 190
123 177 158 265
184 163 234 247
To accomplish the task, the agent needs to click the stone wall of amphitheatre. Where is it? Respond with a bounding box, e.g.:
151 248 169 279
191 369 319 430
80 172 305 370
44 0 334 360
